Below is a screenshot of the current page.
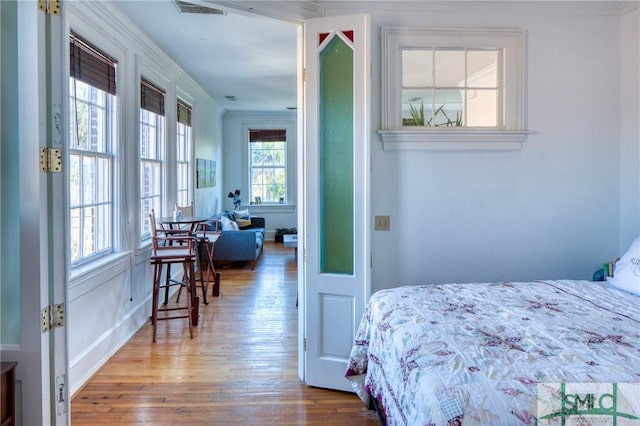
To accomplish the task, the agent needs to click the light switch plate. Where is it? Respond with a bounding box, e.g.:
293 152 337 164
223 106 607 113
374 215 390 231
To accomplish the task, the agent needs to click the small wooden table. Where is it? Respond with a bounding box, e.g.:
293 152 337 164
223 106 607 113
159 216 208 232
158 216 220 305
283 234 298 260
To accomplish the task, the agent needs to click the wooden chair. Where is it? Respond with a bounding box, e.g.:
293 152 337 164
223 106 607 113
175 201 194 217
148 212 196 342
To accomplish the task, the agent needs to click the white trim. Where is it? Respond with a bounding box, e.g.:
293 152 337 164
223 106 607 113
244 204 296 214
379 129 530 151
68 297 149 396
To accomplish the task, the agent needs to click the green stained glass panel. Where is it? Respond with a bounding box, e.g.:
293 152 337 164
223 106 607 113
319 35 354 275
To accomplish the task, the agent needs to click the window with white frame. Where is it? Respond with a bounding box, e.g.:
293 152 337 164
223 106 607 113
68 33 116 266
176 100 192 207
249 129 287 204
380 28 527 150
402 48 500 127
139 78 165 239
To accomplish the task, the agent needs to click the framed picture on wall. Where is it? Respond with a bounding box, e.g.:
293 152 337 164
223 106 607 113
196 158 216 188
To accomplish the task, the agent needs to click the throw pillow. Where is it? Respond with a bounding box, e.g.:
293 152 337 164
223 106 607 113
606 236 640 296
236 218 252 228
233 209 252 228
219 216 238 231
233 209 250 220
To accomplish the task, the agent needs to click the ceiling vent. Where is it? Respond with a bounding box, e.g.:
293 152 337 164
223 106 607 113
172 0 226 15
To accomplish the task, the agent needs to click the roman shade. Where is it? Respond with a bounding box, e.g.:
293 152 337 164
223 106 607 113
249 129 286 142
177 100 192 126
69 32 117 95
140 78 165 116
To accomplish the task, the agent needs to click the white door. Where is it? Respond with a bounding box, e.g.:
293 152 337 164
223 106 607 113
302 13 371 391
0 3 70 425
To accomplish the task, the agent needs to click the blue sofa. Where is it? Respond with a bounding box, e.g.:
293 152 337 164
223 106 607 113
205 213 265 270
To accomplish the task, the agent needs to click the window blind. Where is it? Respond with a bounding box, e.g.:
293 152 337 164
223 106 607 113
177 100 192 126
69 32 117 95
249 129 286 142
140 78 165 116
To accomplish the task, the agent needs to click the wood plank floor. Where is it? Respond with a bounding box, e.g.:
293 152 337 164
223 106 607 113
71 242 379 425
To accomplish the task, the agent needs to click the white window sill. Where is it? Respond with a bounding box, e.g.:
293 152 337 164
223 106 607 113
243 204 296 214
378 129 530 151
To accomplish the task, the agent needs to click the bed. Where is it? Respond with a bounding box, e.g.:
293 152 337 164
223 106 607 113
345 240 640 425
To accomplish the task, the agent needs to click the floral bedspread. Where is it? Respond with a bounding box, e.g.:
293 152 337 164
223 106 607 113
345 280 640 425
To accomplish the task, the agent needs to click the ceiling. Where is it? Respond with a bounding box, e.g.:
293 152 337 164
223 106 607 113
113 0 631 112
113 0 316 111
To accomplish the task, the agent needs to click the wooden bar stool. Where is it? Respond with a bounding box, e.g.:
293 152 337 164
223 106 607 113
149 213 196 343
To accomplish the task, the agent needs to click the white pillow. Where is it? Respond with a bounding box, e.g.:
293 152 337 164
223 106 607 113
219 216 239 231
233 209 252 228
233 209 250 220
606 237 640 296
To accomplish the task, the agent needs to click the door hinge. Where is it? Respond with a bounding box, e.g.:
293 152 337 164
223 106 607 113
40 148 62 173
304 338 307 351
42 303 65 332
38 0 61 15
302 68 306 83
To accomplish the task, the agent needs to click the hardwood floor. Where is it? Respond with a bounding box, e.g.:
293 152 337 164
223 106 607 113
71 242 379 425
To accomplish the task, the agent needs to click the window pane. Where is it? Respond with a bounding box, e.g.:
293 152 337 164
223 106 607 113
177 163 188 188
140 197 161 237
140 161 161 198
403 49 433 87
71 100 89 148
82 206 95 257
466 89 497 126
70 208 81 262
176 121 191 204
96 203 111 252
70 154 81 207
97 157 110 203
435 49 466 87
402 89 431 126
272 149 285 166
467 50 498 88
433 89 463 126
82 156 96 204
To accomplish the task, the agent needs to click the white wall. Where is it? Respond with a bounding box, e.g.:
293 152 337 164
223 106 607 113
222 110 298 239
619 4 640 252
320 2 630 290
65 2 223 395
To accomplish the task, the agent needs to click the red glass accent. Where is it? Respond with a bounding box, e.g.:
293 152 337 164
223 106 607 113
319 30 354 46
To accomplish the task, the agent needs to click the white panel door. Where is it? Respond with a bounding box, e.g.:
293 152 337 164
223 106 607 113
302 13 370 391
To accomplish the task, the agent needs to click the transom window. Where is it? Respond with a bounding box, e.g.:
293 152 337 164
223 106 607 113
139 78 165 239
380 28 527 150
402 48 500 127
249 129 287 204
68 33 116 266
176 100 192 207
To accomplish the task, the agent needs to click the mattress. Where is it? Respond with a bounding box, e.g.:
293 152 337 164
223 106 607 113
345 280 640 425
